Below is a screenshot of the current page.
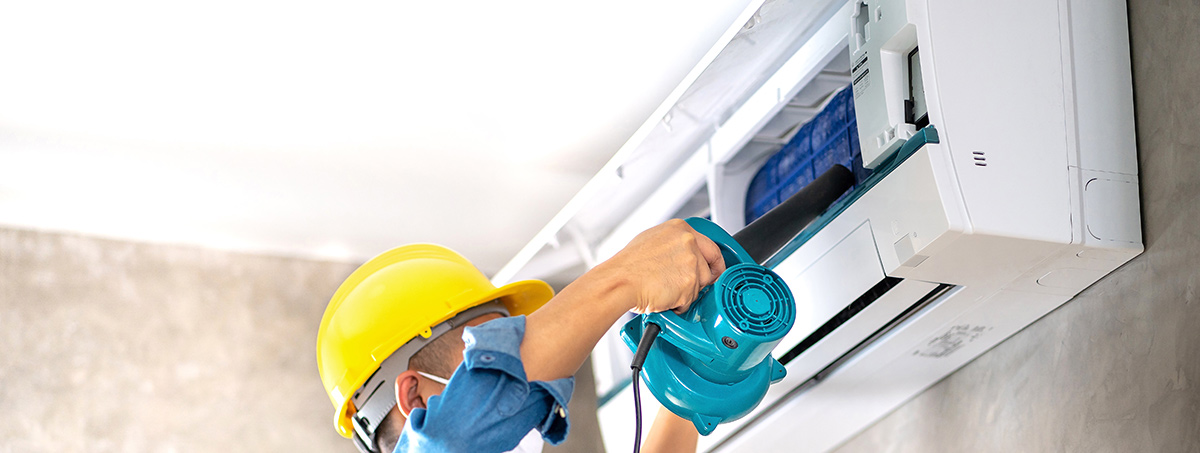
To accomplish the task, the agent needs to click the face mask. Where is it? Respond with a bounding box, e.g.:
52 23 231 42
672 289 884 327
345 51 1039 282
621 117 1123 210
508 430 544 453
396 371 453 419
416 371 451 386
396 373 451 419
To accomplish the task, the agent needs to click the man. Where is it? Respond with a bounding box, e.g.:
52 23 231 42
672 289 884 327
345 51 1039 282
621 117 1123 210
317 219 724 452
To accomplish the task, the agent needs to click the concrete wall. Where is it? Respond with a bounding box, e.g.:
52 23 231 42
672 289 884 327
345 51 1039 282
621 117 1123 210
831 1 1200 451
0 229 357 451
0 229 605 452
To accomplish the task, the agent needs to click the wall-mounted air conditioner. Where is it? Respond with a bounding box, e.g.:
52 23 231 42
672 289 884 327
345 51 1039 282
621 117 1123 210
496 0 1140 451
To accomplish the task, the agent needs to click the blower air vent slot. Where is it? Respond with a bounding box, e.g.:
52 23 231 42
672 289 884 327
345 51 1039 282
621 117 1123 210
719 266 793 337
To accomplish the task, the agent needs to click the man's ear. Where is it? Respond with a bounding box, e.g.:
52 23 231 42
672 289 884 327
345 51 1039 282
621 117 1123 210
395 370 426 418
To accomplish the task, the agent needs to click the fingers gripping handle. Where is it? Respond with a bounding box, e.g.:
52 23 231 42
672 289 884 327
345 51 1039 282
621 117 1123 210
684 217 755 266
639 217 754 360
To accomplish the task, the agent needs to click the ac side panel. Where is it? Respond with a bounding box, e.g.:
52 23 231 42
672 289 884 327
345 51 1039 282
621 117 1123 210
1068 0 1138 176
924 0 1072 244
1081 171 1143 246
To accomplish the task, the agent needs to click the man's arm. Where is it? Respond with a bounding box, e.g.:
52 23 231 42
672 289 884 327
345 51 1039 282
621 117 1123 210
394 219 716 453
644 407 699 453
519 218 726 382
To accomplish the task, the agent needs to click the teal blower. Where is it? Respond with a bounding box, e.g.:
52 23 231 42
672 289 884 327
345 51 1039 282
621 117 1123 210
621 217 795 436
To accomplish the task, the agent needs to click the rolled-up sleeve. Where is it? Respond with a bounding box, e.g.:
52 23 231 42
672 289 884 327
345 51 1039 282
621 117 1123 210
396 316 574 453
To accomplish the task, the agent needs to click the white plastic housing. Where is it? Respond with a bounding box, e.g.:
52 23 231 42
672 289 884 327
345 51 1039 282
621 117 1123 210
594 0 1141 452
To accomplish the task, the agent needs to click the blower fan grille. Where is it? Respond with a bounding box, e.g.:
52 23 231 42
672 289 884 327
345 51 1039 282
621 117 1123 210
718 265 793 338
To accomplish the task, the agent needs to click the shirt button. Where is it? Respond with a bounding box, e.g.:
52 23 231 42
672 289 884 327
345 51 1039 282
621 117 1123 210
480 353 495 363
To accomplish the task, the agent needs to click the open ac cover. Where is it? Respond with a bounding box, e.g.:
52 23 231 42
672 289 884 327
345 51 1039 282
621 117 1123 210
494 0 1141 451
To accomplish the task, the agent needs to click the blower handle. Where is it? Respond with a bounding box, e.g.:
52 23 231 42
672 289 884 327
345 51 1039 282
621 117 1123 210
685 217 755 265
641 217 755 361
733 164 855 265
644 310 723 359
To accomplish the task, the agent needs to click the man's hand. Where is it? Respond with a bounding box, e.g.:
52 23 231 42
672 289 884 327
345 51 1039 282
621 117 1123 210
519 219 728 383
603 219 727 315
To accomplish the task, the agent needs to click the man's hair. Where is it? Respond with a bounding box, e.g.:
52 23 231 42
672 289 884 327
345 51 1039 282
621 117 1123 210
373 324 469 453
407 324 467 378
374 408 404 453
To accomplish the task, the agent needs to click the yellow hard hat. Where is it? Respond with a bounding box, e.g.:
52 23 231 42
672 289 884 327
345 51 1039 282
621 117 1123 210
316 243 554 439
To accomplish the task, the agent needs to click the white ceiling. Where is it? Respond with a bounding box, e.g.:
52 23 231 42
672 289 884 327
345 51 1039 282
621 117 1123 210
0 0 751 274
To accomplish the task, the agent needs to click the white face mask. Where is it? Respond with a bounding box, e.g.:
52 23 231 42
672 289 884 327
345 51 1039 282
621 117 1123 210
416 371 451 386
396 371 452 419
508 430 544 453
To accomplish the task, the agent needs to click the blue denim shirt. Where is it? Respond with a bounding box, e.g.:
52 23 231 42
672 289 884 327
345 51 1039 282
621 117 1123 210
395 315 574 453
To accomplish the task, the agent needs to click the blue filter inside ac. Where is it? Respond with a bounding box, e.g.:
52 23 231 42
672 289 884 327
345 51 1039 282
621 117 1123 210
745 86 868 224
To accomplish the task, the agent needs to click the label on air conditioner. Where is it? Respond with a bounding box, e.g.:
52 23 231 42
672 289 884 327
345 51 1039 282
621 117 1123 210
912 324 994 358
852 55 870 99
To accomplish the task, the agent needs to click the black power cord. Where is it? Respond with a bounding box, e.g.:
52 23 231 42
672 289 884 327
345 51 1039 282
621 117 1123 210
629 322 662 453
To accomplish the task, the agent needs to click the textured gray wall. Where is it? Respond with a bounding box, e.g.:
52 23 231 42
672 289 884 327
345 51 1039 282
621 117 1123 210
0 229 606 452
831 1 1200 452
0 230 357 451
